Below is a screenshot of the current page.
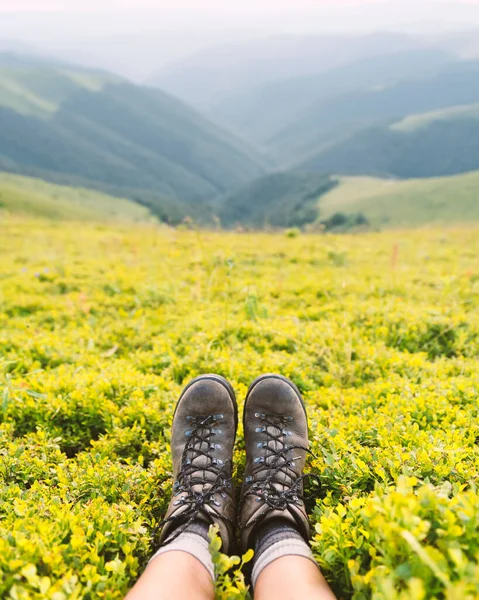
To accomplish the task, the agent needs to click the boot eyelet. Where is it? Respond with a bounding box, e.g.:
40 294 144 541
257 441 267 448
185 430 193 437
211 443 222 450
255 412 265 419
245 476 253 483
254 457 265 464
212 428 222 435
213 414 224 420
255 426 266 433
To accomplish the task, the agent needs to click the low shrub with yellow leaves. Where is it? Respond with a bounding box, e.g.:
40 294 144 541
0 217 478 599
209 526 253 599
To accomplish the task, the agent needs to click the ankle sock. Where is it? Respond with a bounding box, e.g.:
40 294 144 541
251 518 316 588
150 521 214 581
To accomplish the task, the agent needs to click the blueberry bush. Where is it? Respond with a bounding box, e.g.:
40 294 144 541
1 218 478 598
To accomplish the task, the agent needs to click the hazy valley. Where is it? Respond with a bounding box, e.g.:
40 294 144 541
1 28 479 230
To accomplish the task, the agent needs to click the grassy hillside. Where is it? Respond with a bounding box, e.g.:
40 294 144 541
0 55 265 223
0 58 119 118
1 218 478 598
216 172 336 228
272 60 479 166
0 172 152 222
318 171 479 227
211 49 454 146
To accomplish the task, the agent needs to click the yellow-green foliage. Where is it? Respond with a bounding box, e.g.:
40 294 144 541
209 527 253 599
0 216 478 599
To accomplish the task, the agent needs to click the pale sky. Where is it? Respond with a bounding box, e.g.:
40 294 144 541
1 0 478 12
1 0 381 11
2 0 479 80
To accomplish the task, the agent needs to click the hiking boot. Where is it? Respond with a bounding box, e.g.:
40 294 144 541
159 374 238 553
239 374 312 551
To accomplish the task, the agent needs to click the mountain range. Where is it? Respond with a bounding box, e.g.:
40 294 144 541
2 28 479 229
0 54 264 223
271 59 479 168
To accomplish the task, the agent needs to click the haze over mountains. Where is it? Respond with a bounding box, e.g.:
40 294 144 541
2 1 479 80
1 9 479 229
149 33 428 109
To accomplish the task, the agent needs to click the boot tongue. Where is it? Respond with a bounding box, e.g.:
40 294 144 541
188 436 219 489
262 423 295 490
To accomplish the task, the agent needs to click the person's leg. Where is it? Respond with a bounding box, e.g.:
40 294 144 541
239 374 337 600
125 551 214 600
125 374 238 600
254 556 336 600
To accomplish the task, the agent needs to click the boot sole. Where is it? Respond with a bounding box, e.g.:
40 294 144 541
174 374 238 433
243 373 307 428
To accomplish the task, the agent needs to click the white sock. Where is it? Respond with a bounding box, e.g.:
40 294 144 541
150 523 214 581
251 518 316 588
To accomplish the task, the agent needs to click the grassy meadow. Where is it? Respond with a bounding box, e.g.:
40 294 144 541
0 173 151 223
1 215 478 599
319 172 479 228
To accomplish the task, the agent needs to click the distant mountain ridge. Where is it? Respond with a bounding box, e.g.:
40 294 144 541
211 48 456 148
271 60 479 166
0 54 265 223
149 31 479 183
149 32 427 109
298 116 479 179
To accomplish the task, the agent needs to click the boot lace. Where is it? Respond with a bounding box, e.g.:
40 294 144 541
157 414 233 545
239 413 320 528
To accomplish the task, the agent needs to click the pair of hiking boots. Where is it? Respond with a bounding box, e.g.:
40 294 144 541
159 373 312 554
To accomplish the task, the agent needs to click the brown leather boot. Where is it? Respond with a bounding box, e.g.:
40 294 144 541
159 374 237 553
239 374 312 551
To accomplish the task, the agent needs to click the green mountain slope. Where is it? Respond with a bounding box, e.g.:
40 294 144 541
0 56 120 117
211 49 454 147
0 55 265 223
318 171 479 227
391 102 479 132
298 114 479 179
271 60 479 166
0 172 151 222
216 172 336 228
